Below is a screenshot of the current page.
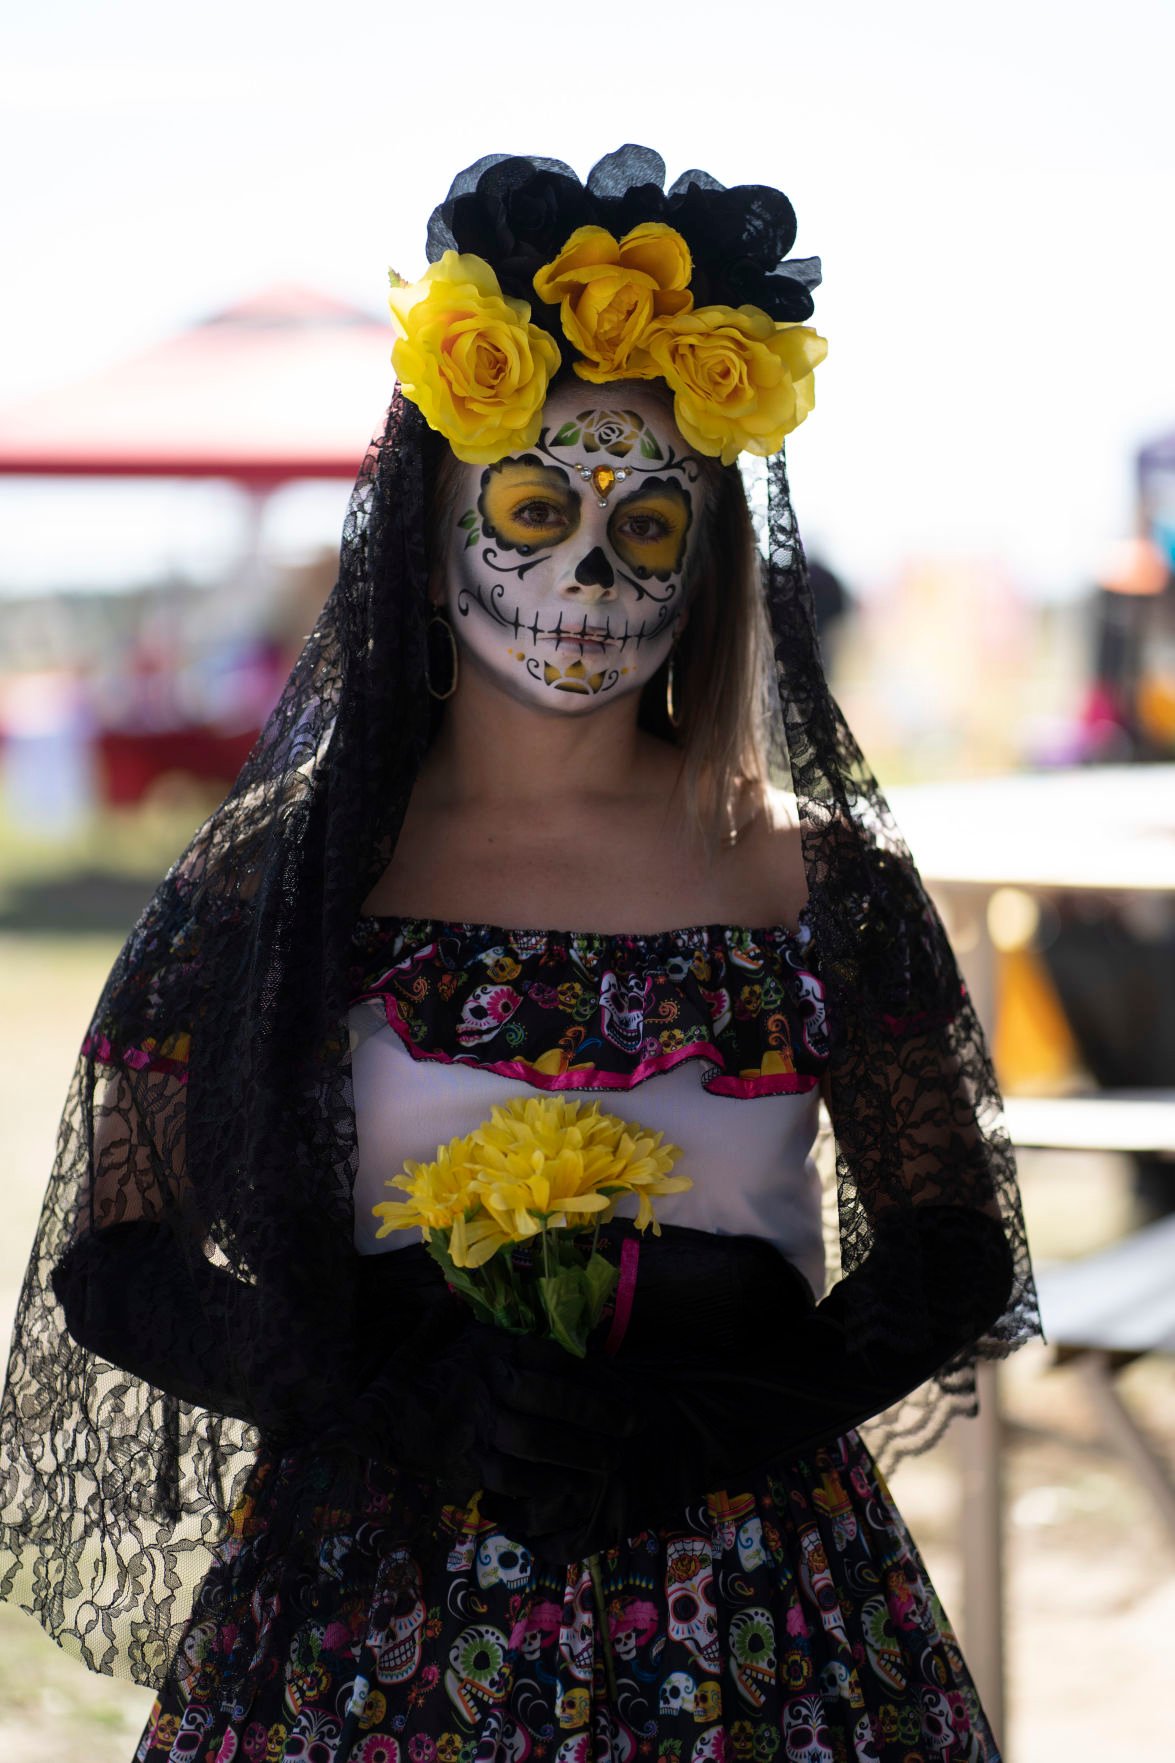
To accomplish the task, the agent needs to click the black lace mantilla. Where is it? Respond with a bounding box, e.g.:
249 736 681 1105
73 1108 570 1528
0 145 1039 1691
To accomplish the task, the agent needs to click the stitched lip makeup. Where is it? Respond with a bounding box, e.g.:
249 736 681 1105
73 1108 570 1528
540 628 618 651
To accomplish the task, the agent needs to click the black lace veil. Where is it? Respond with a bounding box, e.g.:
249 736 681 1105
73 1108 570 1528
0 147 1039 1687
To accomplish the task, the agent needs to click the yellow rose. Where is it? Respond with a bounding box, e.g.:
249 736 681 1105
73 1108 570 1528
533 223 693 383
388 251 561 465
645 305 827 465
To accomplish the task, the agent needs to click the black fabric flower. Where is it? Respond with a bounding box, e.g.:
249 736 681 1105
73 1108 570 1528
427 155 595 306
668 178 818 320
425 144 822 323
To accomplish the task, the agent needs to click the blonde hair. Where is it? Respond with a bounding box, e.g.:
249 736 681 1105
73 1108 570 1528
660 445 773 848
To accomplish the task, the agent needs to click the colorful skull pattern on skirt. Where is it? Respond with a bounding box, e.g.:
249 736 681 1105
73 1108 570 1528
133 1430 1000 1763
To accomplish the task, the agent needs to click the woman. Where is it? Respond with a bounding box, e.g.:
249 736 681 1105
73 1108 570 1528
0 147 1038 1763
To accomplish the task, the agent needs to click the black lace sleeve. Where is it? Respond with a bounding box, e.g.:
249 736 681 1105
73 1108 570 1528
0 396 439 1688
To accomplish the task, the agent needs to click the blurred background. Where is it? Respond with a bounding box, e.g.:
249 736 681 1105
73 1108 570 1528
1 2 1173 1758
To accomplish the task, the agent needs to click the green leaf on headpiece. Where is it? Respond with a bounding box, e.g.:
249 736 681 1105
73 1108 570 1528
552 422 581 447
387 267 410 289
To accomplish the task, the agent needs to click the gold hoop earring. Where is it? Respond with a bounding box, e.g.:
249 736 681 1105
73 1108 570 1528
666 651 681 729
427 612 459 701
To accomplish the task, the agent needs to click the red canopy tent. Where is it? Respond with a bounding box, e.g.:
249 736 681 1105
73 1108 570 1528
0 286 395 803
0 284 394 488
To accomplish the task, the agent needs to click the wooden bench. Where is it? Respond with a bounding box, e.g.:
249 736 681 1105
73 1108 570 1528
1032 1212 1175 1540
954 1091 1175 1748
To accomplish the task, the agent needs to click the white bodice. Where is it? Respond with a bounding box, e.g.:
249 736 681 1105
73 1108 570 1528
348 998 827 1296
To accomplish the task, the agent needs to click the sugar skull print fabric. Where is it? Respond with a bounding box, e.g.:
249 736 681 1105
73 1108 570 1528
346 915 828 1098
134 1436 999 1762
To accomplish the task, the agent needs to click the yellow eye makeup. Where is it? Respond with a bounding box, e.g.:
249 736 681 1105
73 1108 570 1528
477 457 581 554
608 477 693 579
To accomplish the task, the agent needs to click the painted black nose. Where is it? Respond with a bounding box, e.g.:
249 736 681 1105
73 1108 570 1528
574 547 614 589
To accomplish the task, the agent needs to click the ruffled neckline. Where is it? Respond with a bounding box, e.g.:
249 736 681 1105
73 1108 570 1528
352 905 811 951
347 910 827 1100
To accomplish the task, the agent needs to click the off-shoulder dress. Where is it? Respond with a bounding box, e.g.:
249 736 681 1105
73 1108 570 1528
133 914 1001 1763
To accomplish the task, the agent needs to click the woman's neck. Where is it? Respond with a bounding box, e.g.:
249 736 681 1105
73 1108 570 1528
418 658 678 813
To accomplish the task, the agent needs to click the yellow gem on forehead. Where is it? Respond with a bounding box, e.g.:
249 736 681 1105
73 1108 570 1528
574 461 632 505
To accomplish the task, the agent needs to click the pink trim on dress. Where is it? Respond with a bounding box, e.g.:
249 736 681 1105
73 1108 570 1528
82 1032 190 1082
705 1071 817 1097
351 991 818 1099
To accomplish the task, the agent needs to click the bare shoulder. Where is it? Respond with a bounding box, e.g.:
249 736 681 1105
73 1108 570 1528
725 780 809 929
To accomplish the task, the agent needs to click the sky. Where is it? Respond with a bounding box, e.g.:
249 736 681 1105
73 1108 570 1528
1 0 1173 599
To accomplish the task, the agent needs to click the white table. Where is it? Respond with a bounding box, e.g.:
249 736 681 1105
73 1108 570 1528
884 765 1175 1750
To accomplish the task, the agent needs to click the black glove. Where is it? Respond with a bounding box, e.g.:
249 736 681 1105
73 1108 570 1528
52 1223 478 1457
443 1230 815 1557
458 1207 1014 1559
56 1209 1012 1564
639 1210 1011 1508
52 1219 346 1431
339 1321 637 1524
469 1333 641 1554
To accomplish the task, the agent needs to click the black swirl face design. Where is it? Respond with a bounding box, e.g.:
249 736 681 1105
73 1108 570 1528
607 477 692 581
475 458 581 556
441 382 707 714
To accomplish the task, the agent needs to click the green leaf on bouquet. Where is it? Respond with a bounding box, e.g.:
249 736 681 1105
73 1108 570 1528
425 1237 486 1309
538 1270 593 1358
425 1236 504 1328
426 1234 544 1334
584 1252 618 1327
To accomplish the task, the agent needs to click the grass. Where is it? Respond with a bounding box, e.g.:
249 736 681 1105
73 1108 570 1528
0 930 156 1761
0 1606 153 1762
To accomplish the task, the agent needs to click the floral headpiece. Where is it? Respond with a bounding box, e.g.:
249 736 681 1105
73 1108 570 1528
387 145 827 468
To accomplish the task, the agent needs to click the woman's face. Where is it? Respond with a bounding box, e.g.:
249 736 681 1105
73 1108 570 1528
436 380 709 714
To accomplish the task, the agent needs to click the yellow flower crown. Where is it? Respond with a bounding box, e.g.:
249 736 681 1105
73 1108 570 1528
388 221 827 468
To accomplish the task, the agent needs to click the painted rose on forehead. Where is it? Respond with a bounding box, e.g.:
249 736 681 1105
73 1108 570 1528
547 409 666 461
534 404 702 511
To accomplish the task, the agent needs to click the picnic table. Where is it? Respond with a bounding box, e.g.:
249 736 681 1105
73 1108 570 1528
887 765 1175 1750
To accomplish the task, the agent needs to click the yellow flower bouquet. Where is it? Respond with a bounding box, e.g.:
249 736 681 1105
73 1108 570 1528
373 1096 690 1356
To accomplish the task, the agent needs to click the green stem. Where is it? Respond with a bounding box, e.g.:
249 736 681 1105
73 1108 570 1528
588 1551 618 1704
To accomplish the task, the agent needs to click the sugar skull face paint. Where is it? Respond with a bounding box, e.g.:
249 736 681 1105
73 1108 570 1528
478 459 581 556
440 381 706 714
608 477 692 580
